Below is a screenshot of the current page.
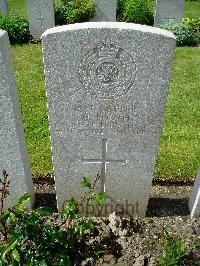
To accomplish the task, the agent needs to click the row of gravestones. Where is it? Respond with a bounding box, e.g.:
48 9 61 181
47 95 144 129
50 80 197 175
0 21 199 217
0 0 185 38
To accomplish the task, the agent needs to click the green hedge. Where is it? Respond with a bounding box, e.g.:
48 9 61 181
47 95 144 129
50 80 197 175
160 23 199 46
0 15 30 44
183 17 200 33
55 0 155 26
117 0 154 25
54 0 95 25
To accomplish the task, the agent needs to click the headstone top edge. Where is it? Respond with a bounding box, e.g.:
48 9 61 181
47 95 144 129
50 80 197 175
42 22 176 40
0 29 7 38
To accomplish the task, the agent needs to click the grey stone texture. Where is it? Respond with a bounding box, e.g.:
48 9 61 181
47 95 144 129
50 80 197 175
91 0 117 22
27 0 55 39
0 0 8 16
154 0 185 26
0 30 34 209
189 169 200 217
42 22 175 217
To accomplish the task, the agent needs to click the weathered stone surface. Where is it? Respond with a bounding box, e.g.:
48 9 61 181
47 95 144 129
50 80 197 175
189 169 200 217
0 30 34 208
42 22 175 217
91 0 117 22
0 0 8 16
154 0 184 26
27 0 55 39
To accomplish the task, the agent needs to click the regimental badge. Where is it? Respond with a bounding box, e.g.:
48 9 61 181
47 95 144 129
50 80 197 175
79 42 136 99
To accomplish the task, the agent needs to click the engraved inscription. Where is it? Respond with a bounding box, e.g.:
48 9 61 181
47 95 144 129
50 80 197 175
79 42 136 99
66 101 150 136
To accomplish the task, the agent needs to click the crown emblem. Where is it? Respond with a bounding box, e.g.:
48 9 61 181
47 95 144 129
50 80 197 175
98 43 119 58
79 42 136 99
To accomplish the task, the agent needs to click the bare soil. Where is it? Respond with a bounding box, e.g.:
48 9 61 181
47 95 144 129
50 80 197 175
33 177 200 266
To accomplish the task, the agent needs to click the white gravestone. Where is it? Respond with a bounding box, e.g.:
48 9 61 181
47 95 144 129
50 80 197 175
27 0 55 39
154 0 184 26
42 23 175 217
189 169 200 217
0 0 8 16
91 0 117 22
0 30 34 208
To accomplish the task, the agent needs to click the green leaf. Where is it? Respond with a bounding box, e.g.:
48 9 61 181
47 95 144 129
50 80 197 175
39 260 48 266
84 222 94 230
80 177 91 189
33 207 53 217
1 209 11 220
95 192 106 205
12 248 20 262
88 192 106 206
15 193 30 211
78 224 83 239
1 234 20 261
60 198 79 219
76 220 94 240
17 193 30 205
59 256 71 266
6 211 16 225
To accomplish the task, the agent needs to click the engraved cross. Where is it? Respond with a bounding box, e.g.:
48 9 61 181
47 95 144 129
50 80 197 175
164 10 174 23
36 11 45 31
82 139 127 192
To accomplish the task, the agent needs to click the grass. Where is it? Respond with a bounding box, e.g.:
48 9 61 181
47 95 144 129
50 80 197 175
11 44 200 181
7 0 58 18
11 44 53 176
154 47 200 181
8 0 27 18
184 2 200 19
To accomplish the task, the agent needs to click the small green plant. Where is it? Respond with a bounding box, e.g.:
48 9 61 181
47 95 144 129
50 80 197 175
158 227 198 266
54 0 95 25
0 171 105 265
183 18 200 45
0 15 30 44
117 0 154 26
183 17 200 33
160 23 199 46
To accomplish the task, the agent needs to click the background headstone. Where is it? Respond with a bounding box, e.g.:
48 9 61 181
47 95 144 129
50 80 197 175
0 0 8 16
0 29 34 209
27 0 55 39
189 169 200 217
91 0 117 22
42 22 175 217
154 0 184 26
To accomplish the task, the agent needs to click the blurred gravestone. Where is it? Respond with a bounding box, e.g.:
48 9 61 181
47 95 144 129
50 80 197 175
0 0 8 16
154 0 184 26
42 22 175 217
27 0 55 39
189 169 200 217
91 0 117 21
0 29 34 209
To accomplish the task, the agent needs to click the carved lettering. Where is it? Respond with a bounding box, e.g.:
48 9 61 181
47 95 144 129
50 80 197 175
67 102 148 135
